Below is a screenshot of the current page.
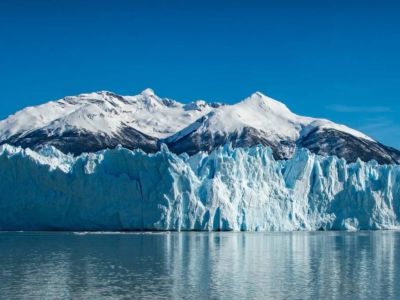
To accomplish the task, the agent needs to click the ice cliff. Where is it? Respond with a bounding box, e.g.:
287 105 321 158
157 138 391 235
0 143 399 231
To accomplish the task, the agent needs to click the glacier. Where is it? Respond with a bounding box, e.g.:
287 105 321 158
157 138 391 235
0 143 399 231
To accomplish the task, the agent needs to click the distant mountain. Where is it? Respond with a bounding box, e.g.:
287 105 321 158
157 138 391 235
0 89 220 154
0 89 399 164
166 92 400 164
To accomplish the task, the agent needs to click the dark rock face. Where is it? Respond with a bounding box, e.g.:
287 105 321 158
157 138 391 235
0 126 159 155
298 128 400 165
165 125 400 164
1 124 399 165
165 126 296 160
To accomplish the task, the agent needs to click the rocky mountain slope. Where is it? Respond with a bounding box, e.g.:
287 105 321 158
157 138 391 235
0 89 398 164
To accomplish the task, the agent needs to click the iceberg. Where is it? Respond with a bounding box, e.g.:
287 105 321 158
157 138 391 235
0 143 399 231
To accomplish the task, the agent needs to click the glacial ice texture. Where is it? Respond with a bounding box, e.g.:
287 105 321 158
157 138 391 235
0 144 399 231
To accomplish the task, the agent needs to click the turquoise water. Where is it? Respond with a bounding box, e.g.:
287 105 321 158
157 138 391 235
0 231 399 299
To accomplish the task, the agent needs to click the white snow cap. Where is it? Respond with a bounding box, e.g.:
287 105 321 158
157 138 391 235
185 90 373 142
140 88 156 97
0 89 374 143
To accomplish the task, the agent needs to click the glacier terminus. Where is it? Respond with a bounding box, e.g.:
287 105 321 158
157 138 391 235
1 143 399 231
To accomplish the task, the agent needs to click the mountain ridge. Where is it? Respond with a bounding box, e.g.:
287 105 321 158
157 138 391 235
1 89 398 164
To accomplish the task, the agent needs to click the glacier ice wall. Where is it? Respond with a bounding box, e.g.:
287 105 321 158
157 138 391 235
0 143 399 231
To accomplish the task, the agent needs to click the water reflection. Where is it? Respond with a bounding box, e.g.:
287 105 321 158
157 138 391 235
0 231 399 299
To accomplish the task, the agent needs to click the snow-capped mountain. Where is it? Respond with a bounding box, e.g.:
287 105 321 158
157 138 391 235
0 89 399 164
0 89 220 154
167 92 400 164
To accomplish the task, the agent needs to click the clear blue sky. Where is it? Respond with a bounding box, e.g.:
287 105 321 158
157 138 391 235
1 0 400 147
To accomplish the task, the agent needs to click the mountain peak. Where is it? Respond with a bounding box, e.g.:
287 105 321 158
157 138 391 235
250 91 265 98
242 91 293 116
141 88 156 97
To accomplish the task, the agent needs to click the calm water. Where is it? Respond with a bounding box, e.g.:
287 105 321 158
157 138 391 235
0 231 399 299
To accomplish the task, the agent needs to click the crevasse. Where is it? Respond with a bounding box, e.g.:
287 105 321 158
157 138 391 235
0 143 399 231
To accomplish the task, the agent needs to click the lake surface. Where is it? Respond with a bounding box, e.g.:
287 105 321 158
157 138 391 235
0 231 399 299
